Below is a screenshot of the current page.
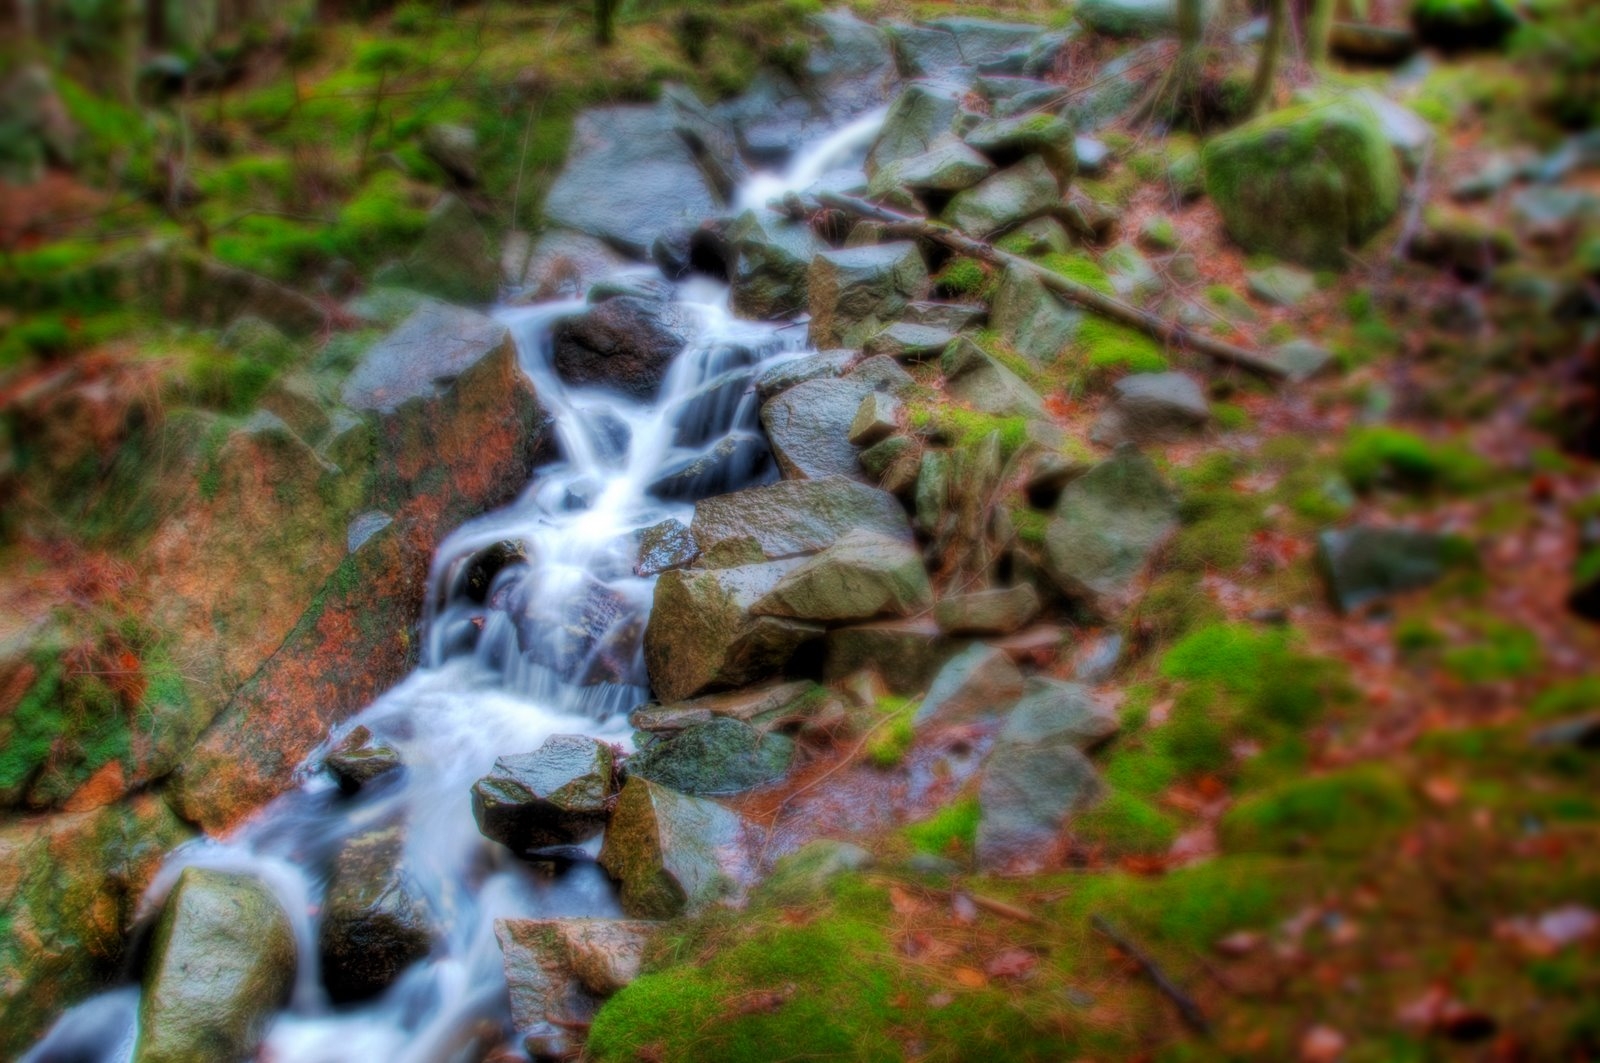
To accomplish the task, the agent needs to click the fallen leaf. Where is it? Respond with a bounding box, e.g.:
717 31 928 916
1214 930 1262 957
985 948 1038 980
1421 776 1461 807
1300 1024 1346 1063
949 892 978 925
953 967 987 989
1537 904 1599 947
889 885 926 917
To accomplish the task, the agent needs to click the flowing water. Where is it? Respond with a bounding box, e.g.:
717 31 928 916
25 107 884 1063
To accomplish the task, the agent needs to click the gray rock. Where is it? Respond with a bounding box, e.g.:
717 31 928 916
859 434 922 495
942 155 1062 237
1043 445 1178 617
630 680 825 736
375 194 498 305
886 23 969 80
597 777 751 918
472 736 618 852
902 300 987 331
1075 135 1111 176
914 450 950 535
752 529 932 622
964 113 1077 186
553 293 695 401
760 840 874 904
1269 339 1335 382
517 230 627 300
823 616 963 694
341 302 511 413
999 216 1073 256
757 350 856 400
991 262 1082 362
807 242 931 349
1000 678 1119 751
849 391 902 446
864 321 958 362
628 717 794 795
1351 87 1434 174
1316 525 1459 614
914 643 1026 725
845 354 919 398
422 122 478 185
761 377 874 481
869 136 996 201
319 825 434 1002
934 585 1041 635
635 518 700 576
648 434 769 502
1091 372 1210 445
868 81 966 174
690 476 914 563
1077 0 1212 38
728 208 827 320
324 725 402 793
942 336 1045 416
1246 264 1316 307
1102 241 1163 303
926 17 1045 70
497 918 655 1059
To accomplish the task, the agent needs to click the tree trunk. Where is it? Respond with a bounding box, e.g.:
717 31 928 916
1249 0 1287 117
145 0 166 50
595 0 617 46
1306 0 1334 69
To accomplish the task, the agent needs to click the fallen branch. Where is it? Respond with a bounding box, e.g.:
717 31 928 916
1090 913 1211 1034
817 192 1289 381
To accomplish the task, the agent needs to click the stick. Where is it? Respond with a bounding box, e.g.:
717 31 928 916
1090 913 1211 1034
817 192 1289 381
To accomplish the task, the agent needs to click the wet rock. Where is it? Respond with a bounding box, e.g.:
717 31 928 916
1330 22 1417 64
136 868 295 1063
807 242 932 349
1077 0 1213 38
497 918 656 1058
1090 372 1210 446
1316 525 1460 614
553 293 696 401
902 300 987 331
761 378 874 481
823 616 962 694
319 824 434 1002
849 392 902 446
628 717 795 795
598 776 750 918
472 736 618 853
376 194 499 305
644 559 822 702
864 321 958 362
1412 0 1518 51
422 122 478 185
943 155 1062 238
630 680 825 735
1204 95 1401 268
1246 263 1316 307
520 230 628 300
934 585 1041 635
340 302 514 417
846 354 919 398
991 262 1082 362
756 349 856 400
691 476 913 563
859 434 922 494
325 725 402 794
649 434 771 501
634 518 700 576
752 528 932 622
867 81 965 175
942 335 1045 416
965 113 1077 187
868 137 996 201
1043 445 1178 617
728 207 826 320
914 644 1026 725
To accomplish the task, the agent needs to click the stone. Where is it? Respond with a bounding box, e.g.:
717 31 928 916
914 644 1027 725
1411 0 1518 51
997 216 1072 256
520 230 628 300
868 137 996 200
644 559 823 702
634 518 700 576
760 378 874 481
472 736 618 852
942 335 1045 416
630 680 824 735
422 122 478 185
902 300 987 331
1138 215 1180 252
752 529 932 622
863 321 958 362
760 840 874 904
964 113 1077 187
1102 242 1163 304
915 450 951 535
991 262 1082 362
757 350 857 400
867 81 965 175
1330 22 1418 64
0 64 77 184
859 434 922 494
628 717 795 795
376 194 498 305
1043 445 1178 617
1352 87 1435 174
598 777 751 918
849 391 902 446
823 617 962 694
1001 678 1119 751
497 918 655 1057
934 585 1041 635
1075 135 1112 176
1246 264 1317 306
135 868 295 1063
942 155 1062 238
1077 0 1212 38
324 725 402 793
1203 95 1402 269
319 824 434 1002
846 356 919 401
553 293 696 401
690 476 914 563
727 207 827 320
1316 525 1459 614
1269 339 1336 382
807 242 932 349
1090 372 1210 446
926 16 1044 70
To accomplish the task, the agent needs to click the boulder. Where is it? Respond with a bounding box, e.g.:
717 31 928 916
990 262 1082 362
690 476 913 563
472 736 618 853
319 824 434 1002
823 617 963 694
964 113 1077 187
757 350 856 400
1043 445 1178 617
846 354 919 398
914 644 1027 725
902 300 987 331
927 16 1045 69
135 868 295 1063
520 230 628 300
943 155 1061 237
760 378 874 480
598 777 751 918
644 559 823 702
422 122 478 185
1268 339 1336 383
324 725 402 794
1411 0 1518 51
867 81 966 175
942 336 1045 416
868 137 996 200
807 242 932 349
934 585 1041 635
628 717 795 795
1077 0 1211 38
1203 95 1402 268
376 194 498 305
497 918 655 1058
727 208 827 320
859 434 922 495
1090 372 1210 446
1351 87 1435 174
634 518 700 577
863 321 958 362
630 680 825 736
1246 264 1316 306
553 293 696 401
849 391 902 447
1001 678 1119 751
752 529 932 622
1316 525 1458 614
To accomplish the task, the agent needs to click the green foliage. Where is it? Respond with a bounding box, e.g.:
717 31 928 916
865 695 915 767
1530 677 1600 720
1220 766 1416 857
903 797 981 858
1441 619 1542 684
933 256 989 296
1073 791 1179 855
1339 426 1489 494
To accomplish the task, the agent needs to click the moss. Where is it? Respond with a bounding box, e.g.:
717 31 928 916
1161 623 1289 694
1012 506 1049 546
1072 791 1179 855
1339 426 1490 494
1211 403 1250 432
917 405 1030 459
1153 687 1233 778
1036 252 1114 295
933 256 989 297
903 797 980 858
1530 677 1600 720
1072 317 1168 380
1168 490 1266 572
865 695 915 768
1132 571 1223 642
1102 745 1179 799
1220 765 1416 857
1441 619 1542 684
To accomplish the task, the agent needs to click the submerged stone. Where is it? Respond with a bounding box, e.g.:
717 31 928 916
634 518 701 577
319 824 434 1003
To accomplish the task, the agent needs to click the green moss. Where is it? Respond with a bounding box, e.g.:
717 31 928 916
1220 765 1416 857
1102 745 1179 799
1161 623 1288 694
1072 317 1169 379
1012 506 1049 546
1153 687 1233 778
917 405 1030 459
1339 426 1490 494
865 695 915 768
1442 620 1542 684
1531 677 1600 720
1132 571 1223 642
933 256 989 297
1168 491 1266 572
1211 402 1251 432
1037 252 1114 295
903 797 980 858
1072 791 1179 855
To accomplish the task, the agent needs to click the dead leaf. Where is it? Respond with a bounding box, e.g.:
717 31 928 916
949 892 978 925
1421 776 1462 807
985 948 1038 980
889 885 927 917
1300 1024 1346 1063
1214 930 1262 957
952 967 987 989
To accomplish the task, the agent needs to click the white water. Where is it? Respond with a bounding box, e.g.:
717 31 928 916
25 109 882 1063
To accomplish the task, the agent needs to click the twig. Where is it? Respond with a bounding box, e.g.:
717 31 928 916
817 192 1289 381
893 879 1044 925
1090 913 1211 1034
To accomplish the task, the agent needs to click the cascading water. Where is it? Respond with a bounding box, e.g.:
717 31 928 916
24 107 884 1063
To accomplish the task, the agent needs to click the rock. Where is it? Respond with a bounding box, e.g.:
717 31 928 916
869 137 996 201
543 103 724 257
926 16 1044 70
823 616 962 694
376 194 498 305
1090 372 1210 446
1075 135 1112 176
849 392 902 446
634 518 700 576
1315 525 1458 613
998 216 1072 256
324 725 402 793
0 64 77 184
690 476 913 563
598 777 751 918
859 434 922 494
1002 678 1119 751
1203 95 1402 269
422 122 478 185
472 736 618 853
760 840 874 904
752 529 932 622
1077 0 1211 38
628 717 795 795
1043 445 1178 617
902 299 988 331
644 559 823 702
135 868 295 1063
864 321 959 362
760 378 874 480
1102 241 1163 304
630 680 825 735
727 208 826 320
991 262 1082 362
807 242 932 349
1268 339 1336 382
846 354 919 398
867 81 965 175
942 336 1045 416
520 230 628 300
1350 88 1435 174
964 113 1077 187
942 155 1062 238
1411 0 1518 51
123 245 328 336
934 585 1041 635
319 824 434 1002
914 450 951 535
1330 22 1418 64
648 435 770 502
914 643 1026 725
757 350 856 400
497 918 655 1058
553 293 696 401
1246 264 1317 306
